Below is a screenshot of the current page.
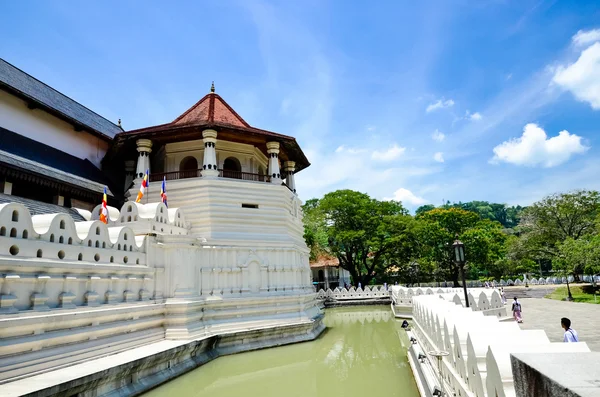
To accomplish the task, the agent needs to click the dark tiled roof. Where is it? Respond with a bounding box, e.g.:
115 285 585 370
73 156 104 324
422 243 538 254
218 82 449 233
0 126 110 186
0 193 86 222
0 58 122 139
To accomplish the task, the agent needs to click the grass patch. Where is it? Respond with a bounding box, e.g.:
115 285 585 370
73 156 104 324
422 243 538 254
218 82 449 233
545 285 600 304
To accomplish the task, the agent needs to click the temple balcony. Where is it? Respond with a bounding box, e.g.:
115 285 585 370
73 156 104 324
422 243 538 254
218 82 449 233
149 168 296 193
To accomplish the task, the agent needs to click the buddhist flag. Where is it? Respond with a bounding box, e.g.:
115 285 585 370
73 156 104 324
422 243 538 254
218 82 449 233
135 169 149 203
100 187 108 224
160 176 168 208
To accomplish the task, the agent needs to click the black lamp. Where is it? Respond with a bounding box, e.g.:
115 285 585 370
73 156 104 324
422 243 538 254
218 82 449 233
452 234 469 308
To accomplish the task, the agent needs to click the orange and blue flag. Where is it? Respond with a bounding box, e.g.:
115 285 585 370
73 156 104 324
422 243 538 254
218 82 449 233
100 187 108 224
160 176 168 208
135 169 149 203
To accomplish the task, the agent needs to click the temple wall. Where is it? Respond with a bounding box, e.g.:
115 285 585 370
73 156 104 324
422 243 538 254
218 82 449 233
0 197 321 384
143 177 305 245
0 90 109 167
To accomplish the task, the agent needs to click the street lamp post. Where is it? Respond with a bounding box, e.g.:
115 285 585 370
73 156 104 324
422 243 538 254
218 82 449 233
452 235 469 308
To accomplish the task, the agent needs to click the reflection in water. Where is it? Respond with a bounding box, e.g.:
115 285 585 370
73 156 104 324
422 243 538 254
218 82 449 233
144 307 418 397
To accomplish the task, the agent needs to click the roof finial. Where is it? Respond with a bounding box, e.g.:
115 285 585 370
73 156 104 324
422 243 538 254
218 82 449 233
210 81 215 93
118 118 122 127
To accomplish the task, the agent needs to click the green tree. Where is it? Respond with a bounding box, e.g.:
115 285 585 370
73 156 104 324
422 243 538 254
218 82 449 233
415 204 435 216
516 190 600 281
416 208 480 286
460 220 508 278
315 189 418 286
302 198 329 261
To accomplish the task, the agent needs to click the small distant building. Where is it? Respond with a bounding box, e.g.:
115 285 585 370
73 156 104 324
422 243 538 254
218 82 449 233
310 256 351 290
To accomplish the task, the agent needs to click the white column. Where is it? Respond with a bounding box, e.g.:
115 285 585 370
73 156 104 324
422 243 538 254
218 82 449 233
135 139 153 180
267 141 282 184
283 161 296 193
124 160 136 192
201 129 219 177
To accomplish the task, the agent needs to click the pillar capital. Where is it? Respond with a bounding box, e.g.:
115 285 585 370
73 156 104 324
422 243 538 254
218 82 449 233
202 129 217 140
283 161 296 172
136 139 153 153
266 141 280 153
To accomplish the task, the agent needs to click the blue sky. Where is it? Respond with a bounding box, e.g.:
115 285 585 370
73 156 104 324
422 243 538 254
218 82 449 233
2 0 600 210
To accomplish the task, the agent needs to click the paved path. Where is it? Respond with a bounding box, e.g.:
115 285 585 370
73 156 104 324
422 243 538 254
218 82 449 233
515 298 600 351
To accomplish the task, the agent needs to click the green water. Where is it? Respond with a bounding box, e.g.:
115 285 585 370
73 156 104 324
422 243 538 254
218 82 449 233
144 306 418 397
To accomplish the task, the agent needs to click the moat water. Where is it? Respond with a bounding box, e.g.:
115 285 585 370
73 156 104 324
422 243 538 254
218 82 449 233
144 306 418 397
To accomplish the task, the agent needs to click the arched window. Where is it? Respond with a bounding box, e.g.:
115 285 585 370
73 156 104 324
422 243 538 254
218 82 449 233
179 156 198 179
222 157 242 179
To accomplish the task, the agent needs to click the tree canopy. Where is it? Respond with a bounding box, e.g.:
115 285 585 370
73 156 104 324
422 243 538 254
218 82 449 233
303 189 600 288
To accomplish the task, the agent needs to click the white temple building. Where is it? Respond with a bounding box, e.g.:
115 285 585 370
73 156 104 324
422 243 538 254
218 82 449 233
0 58 322 396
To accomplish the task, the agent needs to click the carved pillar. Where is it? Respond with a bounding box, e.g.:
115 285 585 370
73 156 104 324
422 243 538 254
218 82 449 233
0 274 19 314
260 266 269 292
201 129 219 177
267 141 282 184
283 161 296 192
135 139 153 179
241 267 250 294
201 268 212 296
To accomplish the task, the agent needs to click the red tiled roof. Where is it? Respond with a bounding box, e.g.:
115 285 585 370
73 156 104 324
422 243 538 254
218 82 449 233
309 257 340 269
117 91 295 140
106 86 311 172
172 92 250 128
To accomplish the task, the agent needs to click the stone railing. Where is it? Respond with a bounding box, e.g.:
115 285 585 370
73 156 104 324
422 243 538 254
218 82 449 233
316 285 391 301
408 292 591 397
0 200 196 314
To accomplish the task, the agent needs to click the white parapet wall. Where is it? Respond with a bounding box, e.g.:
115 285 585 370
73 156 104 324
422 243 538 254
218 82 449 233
0 189 323 394
407 290 591 397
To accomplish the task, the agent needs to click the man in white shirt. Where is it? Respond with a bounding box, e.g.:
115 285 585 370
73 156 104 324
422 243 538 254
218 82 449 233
561 317 579 342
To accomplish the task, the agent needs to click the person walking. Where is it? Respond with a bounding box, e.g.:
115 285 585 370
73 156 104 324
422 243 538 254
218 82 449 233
561 317 579 342
500 287 507 305
512 297 523 323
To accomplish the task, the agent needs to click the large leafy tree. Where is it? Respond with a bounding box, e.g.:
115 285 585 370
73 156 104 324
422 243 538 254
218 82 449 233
515 190 600 280
311 189 418 286
415 208 479 286
416 208 507 285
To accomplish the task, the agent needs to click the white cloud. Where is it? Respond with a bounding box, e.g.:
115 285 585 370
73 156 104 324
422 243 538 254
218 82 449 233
464 110 483 121
371 144 406 161
432 129 445 142
385 188 427 206
433 152 444 163
469 112 482 121
506 73 513 81
426 98 455 112
572 29 600 47
491 123 588 167
335 145 366 154
553 42 600 109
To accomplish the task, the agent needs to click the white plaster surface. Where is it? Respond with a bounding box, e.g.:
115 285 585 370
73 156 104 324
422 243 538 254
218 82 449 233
0 90 109 167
